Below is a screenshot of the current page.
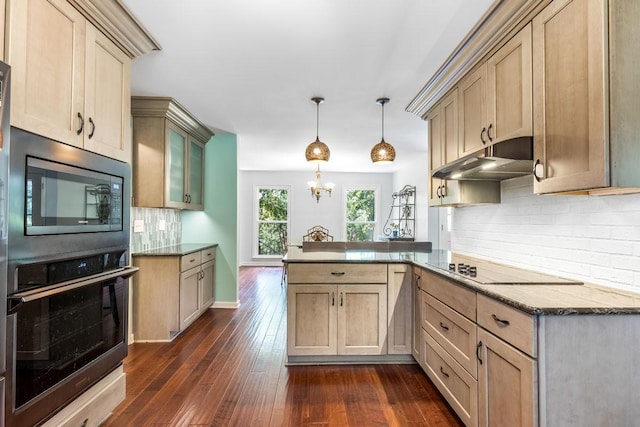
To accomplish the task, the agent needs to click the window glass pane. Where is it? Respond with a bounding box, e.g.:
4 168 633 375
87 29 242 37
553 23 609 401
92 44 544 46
258 222 287 255
346 223 374 242
258 188 288 221
346 190 375 221
257 187 289 256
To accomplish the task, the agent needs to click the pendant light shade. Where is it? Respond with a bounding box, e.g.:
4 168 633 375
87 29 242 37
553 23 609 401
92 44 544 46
371 97 396 164
305 97 330 163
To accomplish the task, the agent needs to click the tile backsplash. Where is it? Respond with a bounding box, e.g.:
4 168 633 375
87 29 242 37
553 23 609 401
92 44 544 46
452 176 640 294
131 207 182 252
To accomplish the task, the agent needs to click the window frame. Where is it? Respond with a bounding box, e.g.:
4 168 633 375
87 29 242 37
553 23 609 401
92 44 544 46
253 185 291 258
343 185 380 242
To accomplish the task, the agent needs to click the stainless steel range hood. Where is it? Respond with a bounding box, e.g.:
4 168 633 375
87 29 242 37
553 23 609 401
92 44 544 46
433 137 533 181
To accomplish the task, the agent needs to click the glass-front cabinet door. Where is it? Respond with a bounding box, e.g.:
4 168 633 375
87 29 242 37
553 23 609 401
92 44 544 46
188 139 205 210
167 124 188 208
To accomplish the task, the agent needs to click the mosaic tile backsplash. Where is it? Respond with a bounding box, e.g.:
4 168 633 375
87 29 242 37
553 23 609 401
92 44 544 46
131 207 182 253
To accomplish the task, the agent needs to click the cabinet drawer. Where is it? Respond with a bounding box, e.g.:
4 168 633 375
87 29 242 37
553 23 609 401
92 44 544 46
422 329 478 427
477 293 536 357
422 291 477 379
200 247 216 263
287 263 387 284
423 270 476 321
181 252 201 272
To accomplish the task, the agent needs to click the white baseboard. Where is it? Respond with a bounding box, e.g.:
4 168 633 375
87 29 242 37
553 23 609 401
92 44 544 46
239 261 283 267
212 300 240 309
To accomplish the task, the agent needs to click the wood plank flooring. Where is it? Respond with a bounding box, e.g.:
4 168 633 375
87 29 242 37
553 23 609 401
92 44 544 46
103 266 463 426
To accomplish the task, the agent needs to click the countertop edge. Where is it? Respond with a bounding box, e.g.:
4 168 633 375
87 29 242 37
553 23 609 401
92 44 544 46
284 252 640 316
132 243 218 257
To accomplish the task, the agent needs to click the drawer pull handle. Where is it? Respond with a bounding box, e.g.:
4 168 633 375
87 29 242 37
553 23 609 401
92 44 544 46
477 341 483 365
190 259 196 263
340 292 344 307
331 292 335 306
440 366 450 378
331 272 345 276
491 314 510 326
439 322 449 331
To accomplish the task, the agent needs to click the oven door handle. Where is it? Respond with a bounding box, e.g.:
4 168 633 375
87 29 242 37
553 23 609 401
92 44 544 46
7 266 139 315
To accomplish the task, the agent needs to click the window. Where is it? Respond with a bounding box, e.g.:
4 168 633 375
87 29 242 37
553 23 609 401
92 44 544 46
256 187 289 256
345 188 377 241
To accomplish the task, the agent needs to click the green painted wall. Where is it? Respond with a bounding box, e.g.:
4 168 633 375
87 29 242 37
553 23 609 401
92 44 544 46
182 133 238 304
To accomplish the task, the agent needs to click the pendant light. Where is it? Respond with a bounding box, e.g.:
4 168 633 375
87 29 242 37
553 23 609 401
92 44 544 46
371 97 396 164
305 97 330 163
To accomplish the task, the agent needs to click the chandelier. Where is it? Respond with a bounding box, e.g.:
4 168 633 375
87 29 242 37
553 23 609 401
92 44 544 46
305 97 330 162
307 164 334 203
370 97 396 164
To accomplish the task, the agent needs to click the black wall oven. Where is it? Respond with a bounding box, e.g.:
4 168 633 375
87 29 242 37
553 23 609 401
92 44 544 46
6 128 137 426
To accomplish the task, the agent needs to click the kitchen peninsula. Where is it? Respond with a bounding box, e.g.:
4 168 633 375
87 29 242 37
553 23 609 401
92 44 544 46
284 246 640 427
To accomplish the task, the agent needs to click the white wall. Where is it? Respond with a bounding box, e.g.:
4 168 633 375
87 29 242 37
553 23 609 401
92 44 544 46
392 150 430 242
239 170 394 265
451 176 640 294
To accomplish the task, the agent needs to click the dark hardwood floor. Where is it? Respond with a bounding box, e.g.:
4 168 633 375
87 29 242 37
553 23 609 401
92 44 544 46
104 266 463 426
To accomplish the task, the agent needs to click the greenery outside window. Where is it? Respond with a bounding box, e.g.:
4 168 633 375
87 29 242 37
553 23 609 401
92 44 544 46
345 187 377 241
256 187 289 256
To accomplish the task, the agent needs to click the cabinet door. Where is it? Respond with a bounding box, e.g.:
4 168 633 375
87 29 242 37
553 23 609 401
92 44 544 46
83 26 132 163
387 264 411 355
477 328 536 427
179 267 200 330
337 284 387 355
166 123 188 208
427 105 443 206
287 285 337 356
187 138 205 210
8 0 86 147
198 260 215 310
532 0 606 193
458 63 488 157
487 23 532 144
412 269 423 362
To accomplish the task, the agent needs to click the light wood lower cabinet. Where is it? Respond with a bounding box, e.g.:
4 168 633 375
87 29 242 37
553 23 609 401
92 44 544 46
133 247 216 342
387 264 412 354
287 284 387 356
477 328 536 427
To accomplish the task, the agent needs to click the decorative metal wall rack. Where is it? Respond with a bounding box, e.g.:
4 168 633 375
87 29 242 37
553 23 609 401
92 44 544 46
382 185 415 240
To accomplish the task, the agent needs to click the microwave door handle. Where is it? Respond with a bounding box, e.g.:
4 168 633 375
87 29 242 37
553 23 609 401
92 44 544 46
7 266 139 315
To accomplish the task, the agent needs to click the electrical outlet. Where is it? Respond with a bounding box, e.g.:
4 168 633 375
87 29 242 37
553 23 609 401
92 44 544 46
134 220 144 233
158 219 166 231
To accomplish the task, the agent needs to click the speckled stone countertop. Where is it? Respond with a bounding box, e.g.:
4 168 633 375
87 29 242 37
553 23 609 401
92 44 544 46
284 247 640 315
132 243 217 257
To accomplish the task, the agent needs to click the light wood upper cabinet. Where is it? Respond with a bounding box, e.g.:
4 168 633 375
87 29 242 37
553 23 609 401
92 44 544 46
459 23 532 158
487 23 532 144
8 0 87 147
83 25 131 162
533 0 640 195
428 90 461 207
532 0 607 194
131 97 214 210
458 64 488 157
5 0 154 163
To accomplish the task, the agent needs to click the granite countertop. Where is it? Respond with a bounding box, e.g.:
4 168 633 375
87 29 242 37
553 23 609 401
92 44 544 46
284 246 640 315
132 243 217 257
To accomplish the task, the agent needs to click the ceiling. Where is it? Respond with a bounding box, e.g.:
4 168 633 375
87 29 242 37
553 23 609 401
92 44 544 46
122 0 495 173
